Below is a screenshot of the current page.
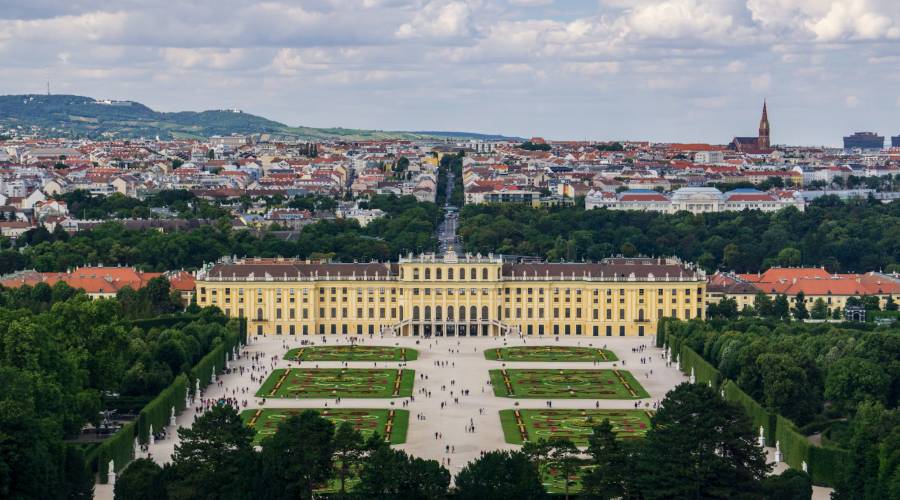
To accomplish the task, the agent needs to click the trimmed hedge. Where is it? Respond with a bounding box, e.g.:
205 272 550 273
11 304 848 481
776 415 848 487
191 331 238 394
723 380 776 446
136 374 189 444
88 317 246 481
95 422 135 484
667 330 849 488
678 344 721 388
808 444 850 487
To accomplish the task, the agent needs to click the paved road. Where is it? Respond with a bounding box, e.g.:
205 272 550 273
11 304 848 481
437 165 460 254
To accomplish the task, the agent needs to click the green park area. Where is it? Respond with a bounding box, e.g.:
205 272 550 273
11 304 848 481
484 345 618 362
499 409 653 446
489 369 649 399
241 408 409 445
256 368 415 398
284 345 418 362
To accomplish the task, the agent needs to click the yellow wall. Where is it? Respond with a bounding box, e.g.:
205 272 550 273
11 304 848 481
196 259 705 338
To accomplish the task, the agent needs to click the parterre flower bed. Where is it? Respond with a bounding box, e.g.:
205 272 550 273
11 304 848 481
499 409 653 446
241 408 409 445
284 345 417 362
256 368 415 398
484 345 618 362
489 368 650 399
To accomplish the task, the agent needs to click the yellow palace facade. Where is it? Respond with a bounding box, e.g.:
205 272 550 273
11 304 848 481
195 251 706 338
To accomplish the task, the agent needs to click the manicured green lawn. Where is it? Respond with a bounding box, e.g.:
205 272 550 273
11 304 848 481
489 369 649 399
499 409 653 446
241 408 408 445
257 368 415 398
484 345 618 362
284 345 418 362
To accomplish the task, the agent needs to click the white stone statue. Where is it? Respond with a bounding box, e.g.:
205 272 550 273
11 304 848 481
774 441 783 463
211 366 216 384
689 367 696 384
758 426 765 448
801 461 808 473
149 424 155 446
185 387 191 408
108 460 116 486
195 379 200 397
170 406 176 427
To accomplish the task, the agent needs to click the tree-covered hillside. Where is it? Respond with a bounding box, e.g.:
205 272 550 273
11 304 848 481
0 94 503 140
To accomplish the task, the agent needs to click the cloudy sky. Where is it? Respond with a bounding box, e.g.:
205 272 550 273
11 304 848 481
1 0 899 145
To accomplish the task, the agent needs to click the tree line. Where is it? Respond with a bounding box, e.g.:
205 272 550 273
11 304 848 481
115 384 811 500
0 194 441 274
58 190 231 220
0 283 239 499
665 318 900 498
707 292 898 323
458 196 900 273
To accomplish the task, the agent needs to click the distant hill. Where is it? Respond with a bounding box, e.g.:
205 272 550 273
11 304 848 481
0 94 516 141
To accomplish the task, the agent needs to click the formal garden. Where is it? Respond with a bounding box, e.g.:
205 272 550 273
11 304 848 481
284 345 417 362
241 408 408 445
256 368 415 398
489 368 649 399
484 345 617 362
499 409 653 446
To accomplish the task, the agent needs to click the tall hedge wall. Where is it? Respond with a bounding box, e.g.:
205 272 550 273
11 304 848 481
808 444 850 487
722 380 776 446
776 415 848 487
136 374 189 444
96 422 135 484
191 328 240 394
89 318 245 481
678 344 721 389
666 331 849 488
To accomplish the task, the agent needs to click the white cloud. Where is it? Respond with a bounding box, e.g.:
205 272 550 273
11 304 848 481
507 0 553 5
163 48 256 71
625 0 736 40
395 1 472 40
747 0 900 41
0 0 898 144
751 72 772 91
724 61 746 73
563 61 621 75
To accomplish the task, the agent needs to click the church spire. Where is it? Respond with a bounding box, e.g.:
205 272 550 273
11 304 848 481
758 100 770 148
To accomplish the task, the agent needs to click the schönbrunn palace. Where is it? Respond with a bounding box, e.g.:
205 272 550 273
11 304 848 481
195 250 706 338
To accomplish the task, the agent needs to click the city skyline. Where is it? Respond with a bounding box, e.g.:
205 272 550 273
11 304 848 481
2 1 900 144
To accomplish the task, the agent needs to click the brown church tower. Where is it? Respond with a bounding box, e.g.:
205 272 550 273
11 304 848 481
758 100 770 148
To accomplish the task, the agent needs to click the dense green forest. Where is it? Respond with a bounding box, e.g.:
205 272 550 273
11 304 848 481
458 196 900 272
0 278 240 498
0 195 440 274
662 319 900 498
57 190 231 220
114 385 809 500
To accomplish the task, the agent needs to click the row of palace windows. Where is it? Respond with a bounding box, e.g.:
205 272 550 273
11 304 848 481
258 324 649 337
203 285 703 299
407 267 497 281
238 304 702 322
